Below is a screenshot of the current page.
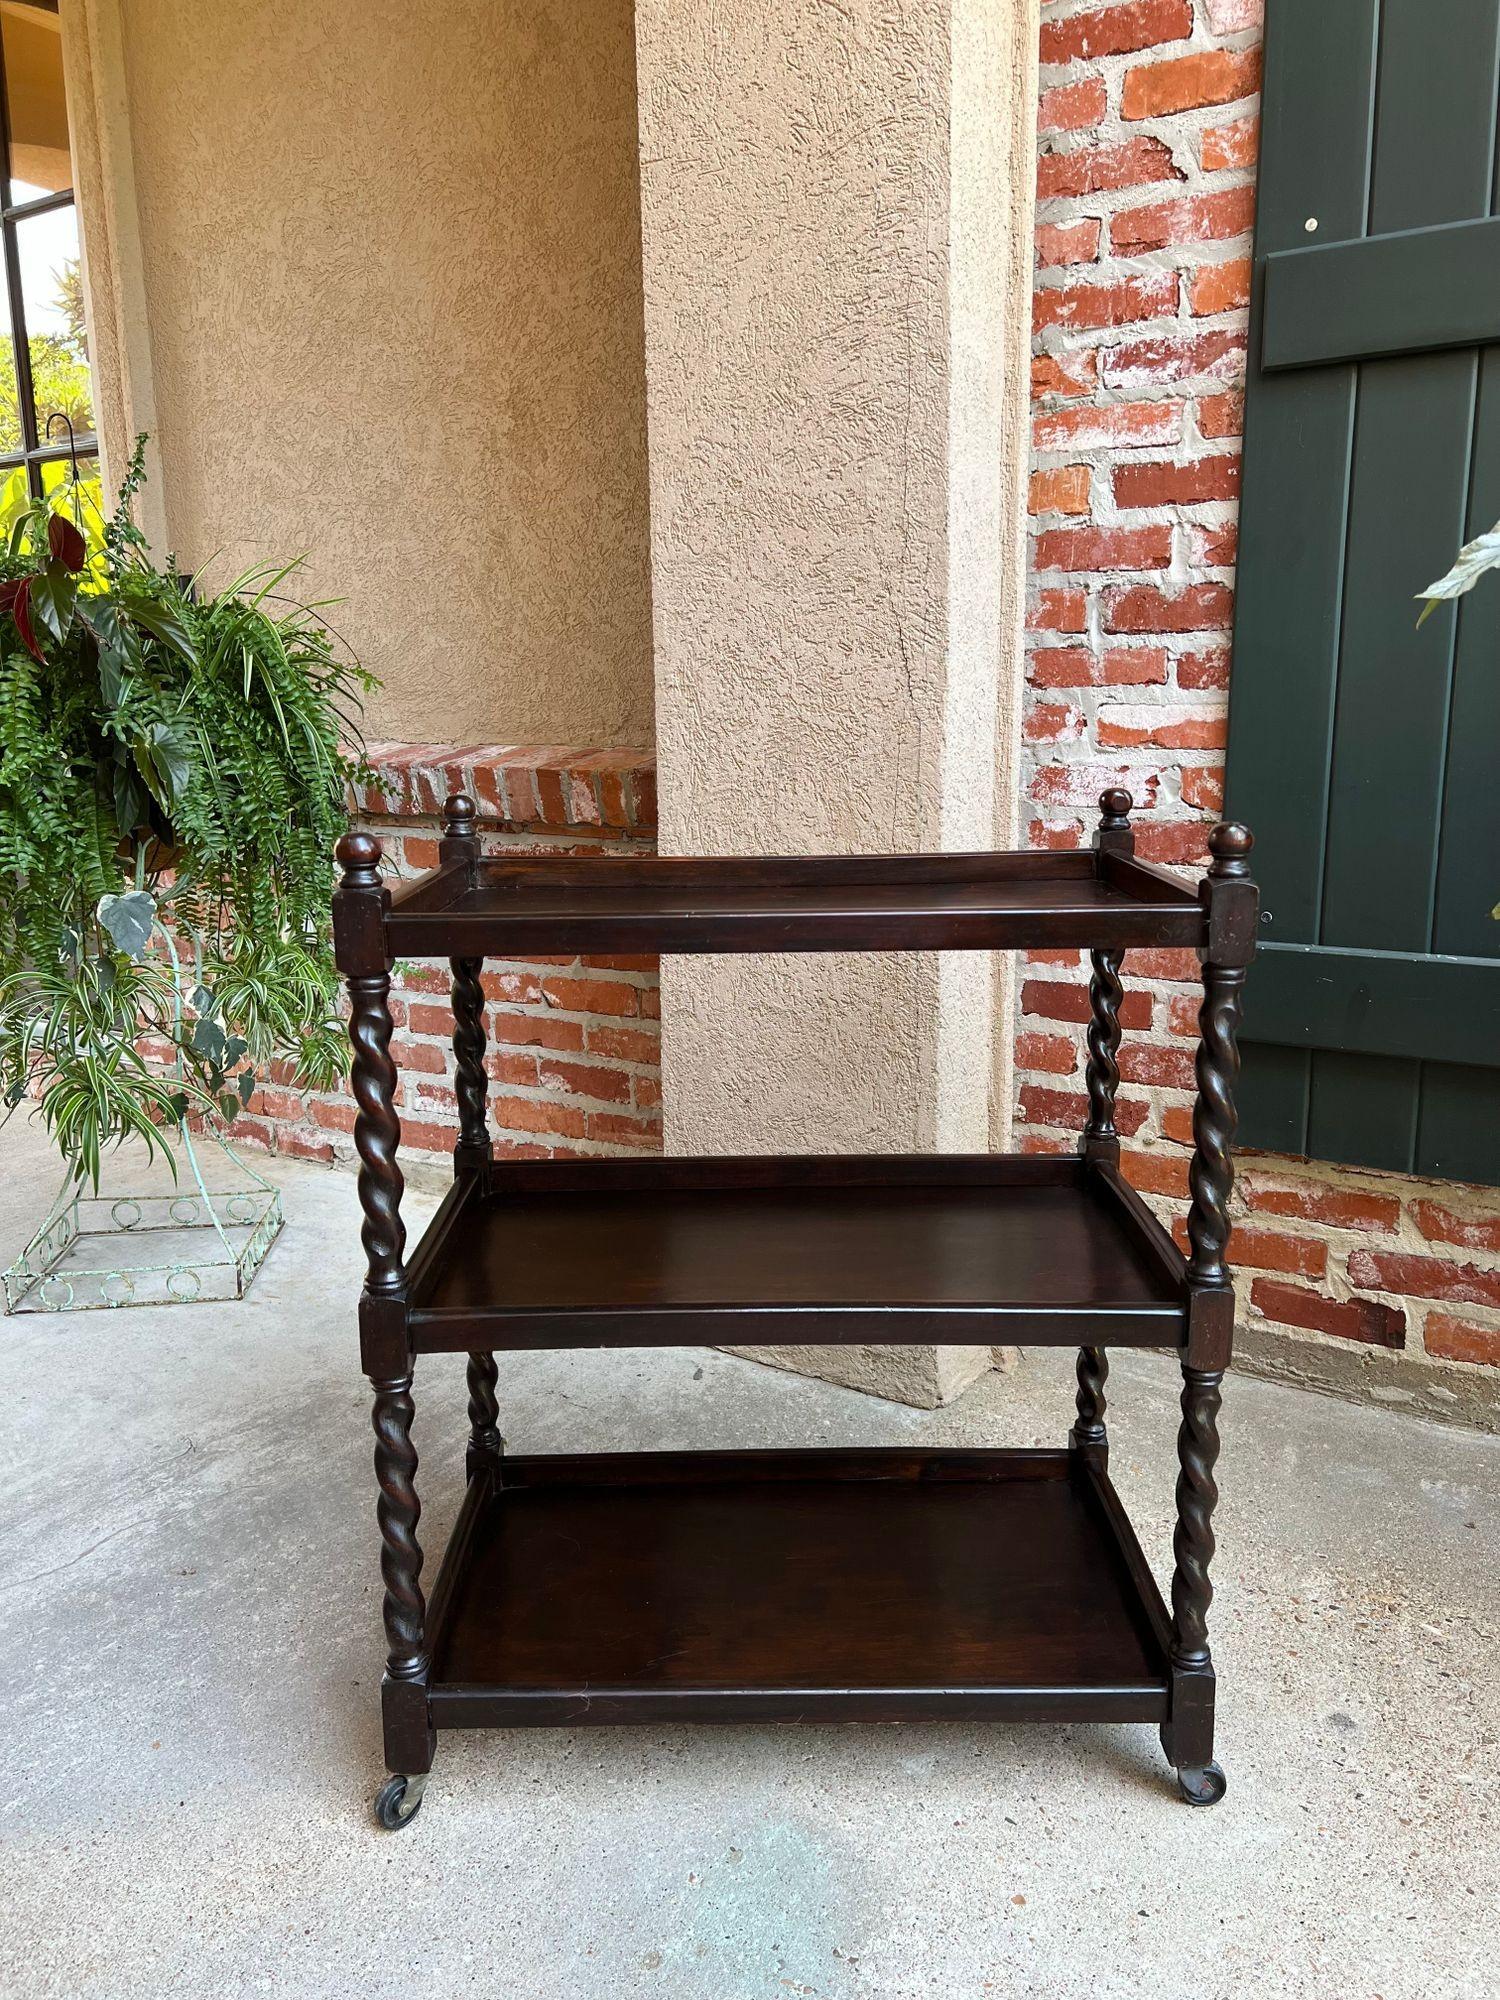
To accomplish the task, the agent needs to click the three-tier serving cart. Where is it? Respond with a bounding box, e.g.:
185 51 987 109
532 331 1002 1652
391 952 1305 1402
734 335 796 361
332 787 1256 1828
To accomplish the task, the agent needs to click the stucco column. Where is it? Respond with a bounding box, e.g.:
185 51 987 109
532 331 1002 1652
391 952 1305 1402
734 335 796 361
636 0 1038 1406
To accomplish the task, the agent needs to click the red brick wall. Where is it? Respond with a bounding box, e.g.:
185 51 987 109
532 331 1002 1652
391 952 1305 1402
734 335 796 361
1022 0 1500 1385
239 745 663 1172
239 2 1497 1397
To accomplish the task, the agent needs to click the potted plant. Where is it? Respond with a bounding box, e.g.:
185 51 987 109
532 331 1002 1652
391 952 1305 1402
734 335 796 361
0 439 376 1305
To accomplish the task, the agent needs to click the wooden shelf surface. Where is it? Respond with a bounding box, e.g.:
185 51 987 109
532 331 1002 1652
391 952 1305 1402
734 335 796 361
425 1448 1171 1726
384 848 1206 956
405 1154 1188 1351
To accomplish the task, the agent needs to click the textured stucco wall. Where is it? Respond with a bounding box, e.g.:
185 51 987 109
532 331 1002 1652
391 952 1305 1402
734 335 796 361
67 0 655 748
638 0 1037 1160
638 0 952 1171
637 0 1038 1405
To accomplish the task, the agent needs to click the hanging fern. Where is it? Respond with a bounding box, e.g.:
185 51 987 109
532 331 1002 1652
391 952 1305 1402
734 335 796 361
0 437 378 1184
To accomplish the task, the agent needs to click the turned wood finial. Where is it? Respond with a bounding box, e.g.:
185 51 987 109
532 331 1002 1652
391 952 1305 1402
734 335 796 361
1099 786 1133 832
337 830 382 886
1207 822 1253 877
443 792 478 841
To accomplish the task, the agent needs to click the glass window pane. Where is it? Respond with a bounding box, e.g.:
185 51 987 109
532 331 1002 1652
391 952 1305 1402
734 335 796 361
0 460 27 529
17 203 92 444
0 239 17 455
3 2 73 204
40 450 103 547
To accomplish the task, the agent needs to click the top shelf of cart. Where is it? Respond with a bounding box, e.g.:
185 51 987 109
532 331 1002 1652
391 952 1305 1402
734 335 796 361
364 846 1210 959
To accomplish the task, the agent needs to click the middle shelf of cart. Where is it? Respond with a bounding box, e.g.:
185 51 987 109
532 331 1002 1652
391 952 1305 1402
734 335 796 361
402 1151 1189 1353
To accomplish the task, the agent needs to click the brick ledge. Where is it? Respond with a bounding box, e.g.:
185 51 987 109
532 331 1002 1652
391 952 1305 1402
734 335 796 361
351 742 656 837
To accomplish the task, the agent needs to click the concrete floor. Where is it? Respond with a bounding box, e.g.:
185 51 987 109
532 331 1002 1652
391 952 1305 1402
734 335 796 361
2 1116 1497 2000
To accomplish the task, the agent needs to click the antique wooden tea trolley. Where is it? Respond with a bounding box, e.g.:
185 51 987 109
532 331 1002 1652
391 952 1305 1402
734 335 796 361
332 789 1256 1828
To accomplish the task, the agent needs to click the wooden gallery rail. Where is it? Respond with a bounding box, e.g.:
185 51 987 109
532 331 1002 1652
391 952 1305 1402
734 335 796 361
331 789 1258 1828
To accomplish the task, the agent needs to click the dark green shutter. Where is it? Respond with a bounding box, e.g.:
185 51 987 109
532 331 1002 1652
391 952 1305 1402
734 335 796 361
1227 0 1500 1186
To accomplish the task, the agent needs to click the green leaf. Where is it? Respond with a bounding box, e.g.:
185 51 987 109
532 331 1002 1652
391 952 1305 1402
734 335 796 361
190 1016 227 1062
217 1091 240 1123
110 756 146 835
237 1068 256 1106
29 562 78 644
97 889 157 958
191 982 219 1018
79 595 136 703
127 589 198 664
132 720 194 809
97 651 124 710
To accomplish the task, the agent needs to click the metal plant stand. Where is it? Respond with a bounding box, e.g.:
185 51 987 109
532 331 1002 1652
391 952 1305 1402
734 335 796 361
2 1122 283 1313
2 916 283 1314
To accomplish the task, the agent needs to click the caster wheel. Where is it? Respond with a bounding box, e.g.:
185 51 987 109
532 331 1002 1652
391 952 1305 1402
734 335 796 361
374 1774 425 1830
1177 1762 1227 1807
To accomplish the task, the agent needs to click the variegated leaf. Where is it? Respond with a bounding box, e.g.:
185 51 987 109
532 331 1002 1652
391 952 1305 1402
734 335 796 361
1417 516 1500 625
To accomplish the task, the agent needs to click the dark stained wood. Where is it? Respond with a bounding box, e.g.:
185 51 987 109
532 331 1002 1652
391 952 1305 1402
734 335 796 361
1082 950 1124 1162
425 1449 1169 1724
1083 796 1130 1166
405 1155 1188 1351
399 1174 466 1306
423 1466 491 1669
1164 1366 1225 1792
1160 822 1252 1782
335 835 405 1299
1187 825 1255 1294
1095 786 1135 857
382 847 1206 958
1170 1370 1223 1674
465 1352 502 1472
474 1150 1083 1193
448 957 490 1173
1091 1162 1189 1299
1071 1347 1109 1458
370 1371 427 1685
1077 1456 1171 1659
331 820 1254 1809
442 792 492 1184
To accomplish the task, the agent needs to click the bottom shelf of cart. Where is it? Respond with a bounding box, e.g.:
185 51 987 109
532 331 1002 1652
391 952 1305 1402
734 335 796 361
423 1446 1171 1727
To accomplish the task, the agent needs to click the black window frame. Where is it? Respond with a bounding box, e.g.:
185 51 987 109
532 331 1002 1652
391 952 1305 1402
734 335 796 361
0 1 98 498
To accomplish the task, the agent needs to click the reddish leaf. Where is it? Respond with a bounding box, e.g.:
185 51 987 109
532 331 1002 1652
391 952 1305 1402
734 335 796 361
47 512 87 572
0 578 22 614
12 579 45 662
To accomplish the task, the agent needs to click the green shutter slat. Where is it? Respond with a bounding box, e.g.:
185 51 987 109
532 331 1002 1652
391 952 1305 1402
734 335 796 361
1367 0 1500 230
1236 1044 1310 1158
1307 1054 1422 1176
1261 218 1500 370
1433 346 1500 960
1318 351 1477 955
1415 1066 1500 1181
1226 0 1377 943
1244 945 1500 1067
1226 377 1355 944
